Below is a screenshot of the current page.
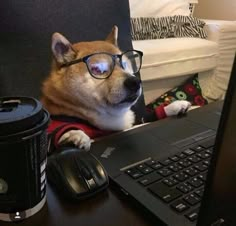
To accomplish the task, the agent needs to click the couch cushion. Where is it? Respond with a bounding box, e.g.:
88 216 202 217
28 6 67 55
145 73 208 108
129 0 190 17
133 37 218 81
130 16 207 40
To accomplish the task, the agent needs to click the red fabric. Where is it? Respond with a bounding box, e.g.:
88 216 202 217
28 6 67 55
154 104 167 119
47 120 113 149
47 105 168 150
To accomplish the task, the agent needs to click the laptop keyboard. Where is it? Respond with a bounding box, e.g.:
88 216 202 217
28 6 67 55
125 137 215 222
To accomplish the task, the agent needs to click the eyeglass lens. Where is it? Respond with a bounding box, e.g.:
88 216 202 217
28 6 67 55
121 51 141 74
86 53 114 79
86 51 141 78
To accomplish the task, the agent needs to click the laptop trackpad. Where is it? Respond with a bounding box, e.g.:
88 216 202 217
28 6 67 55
91 118 213 177
91 131 179 177
150 118 215 147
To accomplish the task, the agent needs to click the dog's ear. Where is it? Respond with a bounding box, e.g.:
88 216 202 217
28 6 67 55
51 32 76 64
106 26 118 46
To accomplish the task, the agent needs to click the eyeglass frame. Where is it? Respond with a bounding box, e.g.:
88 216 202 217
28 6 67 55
60 50 143 79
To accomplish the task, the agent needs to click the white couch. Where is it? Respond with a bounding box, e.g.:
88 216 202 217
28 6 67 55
130 0 236 104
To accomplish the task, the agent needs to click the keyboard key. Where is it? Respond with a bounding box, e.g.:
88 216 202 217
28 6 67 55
197 151 211 159
188 156 201 163
151 163 163 170
185 208 199 221
184 167 199 176
173 172 189 182
194 162 208 172
176 183 193 194
159 159 173 166
138 172 162 186
194 188 205 198
176 152 187 159
178 159 192 168
157 168 173 177
198 172 208 182
183 193 201 206
162 177 178 187
139 167 153 175
171 200 190 213
168 163 183 172
190 145 205 152
203 160 210 166
145 159 157 166
148 182 182 203
136 164 145 170
126 168 143 179
183 149 195 156
188 177 204 188
169 156 180 162
205 148 213 155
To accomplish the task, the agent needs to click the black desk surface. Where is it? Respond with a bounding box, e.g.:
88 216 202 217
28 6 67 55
1 184 157 226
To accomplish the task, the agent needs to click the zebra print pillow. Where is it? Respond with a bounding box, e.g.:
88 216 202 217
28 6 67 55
131 16 207 40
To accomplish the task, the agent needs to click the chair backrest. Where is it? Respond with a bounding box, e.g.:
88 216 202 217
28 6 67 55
0 0 131 97
0 0 146 122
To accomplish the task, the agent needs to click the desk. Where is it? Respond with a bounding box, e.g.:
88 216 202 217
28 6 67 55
1 184 157 226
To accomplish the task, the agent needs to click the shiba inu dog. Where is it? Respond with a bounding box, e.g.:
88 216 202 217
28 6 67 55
41 26 191 152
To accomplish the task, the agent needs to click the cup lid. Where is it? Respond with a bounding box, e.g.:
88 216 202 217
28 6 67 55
0 97 45 136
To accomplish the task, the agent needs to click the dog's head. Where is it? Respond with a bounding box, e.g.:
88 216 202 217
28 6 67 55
42 26 143 117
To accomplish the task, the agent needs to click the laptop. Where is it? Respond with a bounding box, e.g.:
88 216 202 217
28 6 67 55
90 55 236 226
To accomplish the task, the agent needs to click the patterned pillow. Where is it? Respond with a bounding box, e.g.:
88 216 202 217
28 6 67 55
131 16 207 40
146 74 208 110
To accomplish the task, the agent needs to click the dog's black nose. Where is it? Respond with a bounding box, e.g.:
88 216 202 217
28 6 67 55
124 76 141 92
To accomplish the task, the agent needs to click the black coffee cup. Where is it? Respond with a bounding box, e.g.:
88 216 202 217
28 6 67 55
0 97 50 222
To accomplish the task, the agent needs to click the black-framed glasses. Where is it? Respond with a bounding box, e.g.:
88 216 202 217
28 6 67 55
60 50 143 79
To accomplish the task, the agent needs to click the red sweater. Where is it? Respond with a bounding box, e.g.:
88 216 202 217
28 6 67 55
47 104 166 151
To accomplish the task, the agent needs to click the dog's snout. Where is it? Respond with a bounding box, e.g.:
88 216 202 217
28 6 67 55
124 76 141 92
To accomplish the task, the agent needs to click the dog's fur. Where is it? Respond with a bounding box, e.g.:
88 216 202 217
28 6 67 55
41 26 190 151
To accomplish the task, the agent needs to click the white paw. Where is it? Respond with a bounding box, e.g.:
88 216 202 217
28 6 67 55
164 100 191 117
58 130 94 151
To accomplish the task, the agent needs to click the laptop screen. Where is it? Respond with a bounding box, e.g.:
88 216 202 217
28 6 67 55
197 54 236 226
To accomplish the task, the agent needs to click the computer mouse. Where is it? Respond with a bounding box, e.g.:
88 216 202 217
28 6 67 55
46 147 109 200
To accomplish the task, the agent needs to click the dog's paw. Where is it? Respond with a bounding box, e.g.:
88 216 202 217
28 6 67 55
58 130 93 151
164 100 191 117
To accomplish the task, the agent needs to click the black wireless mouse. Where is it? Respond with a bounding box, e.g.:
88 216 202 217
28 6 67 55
46 147 109 200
